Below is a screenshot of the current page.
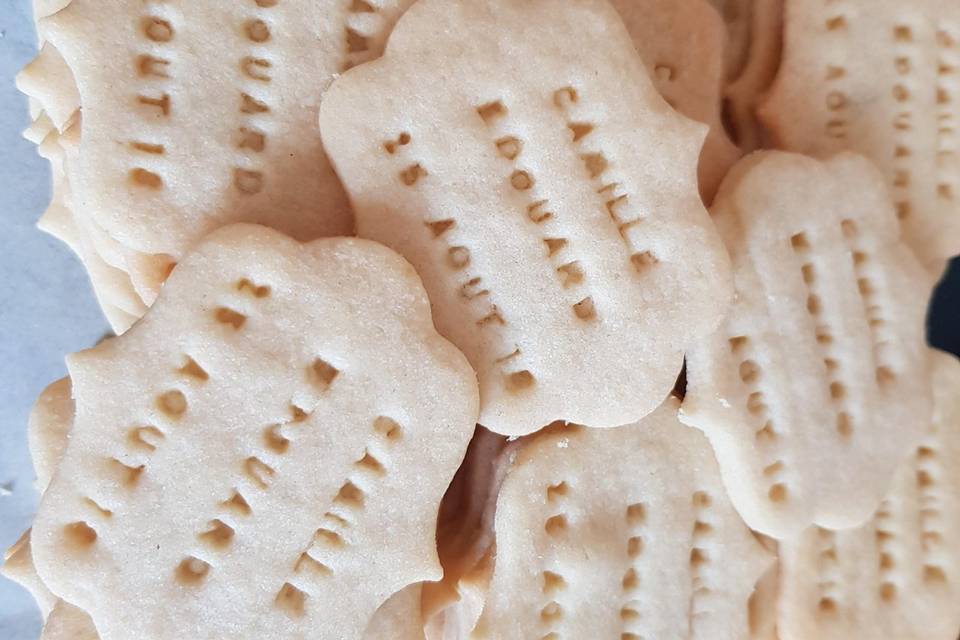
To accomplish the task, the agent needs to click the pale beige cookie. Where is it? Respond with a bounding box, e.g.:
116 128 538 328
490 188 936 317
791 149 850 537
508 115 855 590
777 350 960 640
759 1 960 266
2 531 57 619
25 372 427 640
683 151 932 539
16 42 79 131
35 0 421 265
363 584 427 640
724 0 785 151
36 132 147 332
320 0 733 436
28 377 74 493
24 110 55 144
40 586 428 640
749 563 780 640
41 601 99 640
611 0 742 201
471 398 771 639
31 224 479 639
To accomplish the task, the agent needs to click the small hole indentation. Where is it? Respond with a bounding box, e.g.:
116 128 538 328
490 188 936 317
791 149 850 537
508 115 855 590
829 382 846 400
790 232 810 251
244 457 275 489
510 170 534 191
128 425 165 451
547 481 569 502
274 582 307 617
198 519 235 549
244 19 271 42
221 490 252 516
542 571 566 594
476 100 506 123
876 367 895 386
175 556 211 585
400 163 427 186
625 503 646 525
544 514 568 536
837 412 853 437
630 251 658 272
178 356 209 381
333 481 365 508
540 602 562 623
310 358 340 390
63 522 97 550
373 416 402 441
880 582 897 601
215 307 247 329
263 424 289 454
355 450 385 475
157 390 187 419
448 246 471 269
572 296 596 321
129 168 163 189
234 169 264 195
738 360 759 383
768 483 788 503
924 565 947 583
495 136 522 159
507 370 536 392
580 152 608 178
142 16 174 41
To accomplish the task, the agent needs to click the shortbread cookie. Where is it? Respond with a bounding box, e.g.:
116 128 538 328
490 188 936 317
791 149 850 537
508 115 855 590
21 372 431 640
2 531 57 619
778 350 960 640
363 584 427 640
30 224 478 639
41 601 98 640
759 1 960 266
34 0 418 270
16 42 79 131
321 0 733 435
749 563 780 640
472 398 771 639
683 151 932 538
611 0 742 200
28 377 74 493
36 128 147 326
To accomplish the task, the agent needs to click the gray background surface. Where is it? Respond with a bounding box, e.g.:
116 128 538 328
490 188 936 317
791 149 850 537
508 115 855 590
0 2 108 638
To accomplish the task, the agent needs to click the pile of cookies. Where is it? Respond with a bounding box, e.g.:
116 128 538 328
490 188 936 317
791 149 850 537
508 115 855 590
5 0 959 638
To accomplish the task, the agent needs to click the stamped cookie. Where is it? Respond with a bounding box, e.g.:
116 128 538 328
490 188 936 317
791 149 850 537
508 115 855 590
35 129 147 332
683 151 932 539
2 532 57 619
470 398 771 639
759 1 960 266
33 0 418 289
777 350 960 640
320 0 733 435
30 224 478 639
27 377 74 493
41 602 99 640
